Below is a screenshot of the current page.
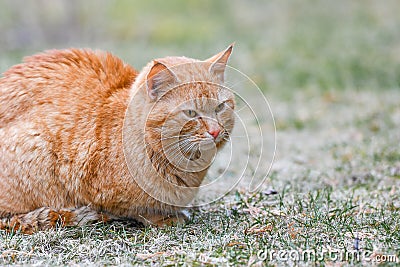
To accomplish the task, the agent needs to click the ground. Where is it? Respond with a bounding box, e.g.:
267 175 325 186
0 0 399 266
1 90 399 266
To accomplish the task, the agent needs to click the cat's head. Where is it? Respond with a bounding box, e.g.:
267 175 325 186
137 44 235 172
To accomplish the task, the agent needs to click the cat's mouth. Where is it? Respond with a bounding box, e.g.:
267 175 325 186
178 141 214 163
178 131 228 161
192 149 201 160
178 136 202 161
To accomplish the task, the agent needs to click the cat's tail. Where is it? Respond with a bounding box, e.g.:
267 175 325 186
0 206 111 234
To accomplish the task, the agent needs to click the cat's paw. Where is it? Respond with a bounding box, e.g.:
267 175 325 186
140 211 189 227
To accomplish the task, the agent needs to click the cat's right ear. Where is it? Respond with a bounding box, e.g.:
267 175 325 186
206 43 234 83
146 61 178 101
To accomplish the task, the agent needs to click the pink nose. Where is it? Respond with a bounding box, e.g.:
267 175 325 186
208 129 220 139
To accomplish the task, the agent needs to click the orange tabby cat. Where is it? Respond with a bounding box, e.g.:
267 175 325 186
0 44 234 233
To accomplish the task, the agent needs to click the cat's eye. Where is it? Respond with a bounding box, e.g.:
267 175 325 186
215 102 225 113
183 109 198 118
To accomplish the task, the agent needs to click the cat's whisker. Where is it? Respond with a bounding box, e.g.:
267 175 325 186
173 144 199 171
185 144 200 169
143 145 178 169
143 133 192 147
168 141 193 161
161 134 192 140
181 144 197 155
144 134 194 151
147 139 193 169
222 134 232 141
161 140 197 169
234 105 248 113
144 139 181 153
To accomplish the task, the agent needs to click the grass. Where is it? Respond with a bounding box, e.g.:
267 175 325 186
1 90 399 266
1 0 400 93
1 0 400 266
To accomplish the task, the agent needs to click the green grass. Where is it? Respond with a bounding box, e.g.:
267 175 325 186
1 90 399 266
1 0 400 265
1 0 400 93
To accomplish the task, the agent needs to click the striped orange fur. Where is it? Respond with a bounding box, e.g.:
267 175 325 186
0 45 234 233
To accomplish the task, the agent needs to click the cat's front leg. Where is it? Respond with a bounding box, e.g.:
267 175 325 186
139 210 190 227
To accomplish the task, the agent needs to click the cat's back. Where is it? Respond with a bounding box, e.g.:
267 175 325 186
0 49 138 125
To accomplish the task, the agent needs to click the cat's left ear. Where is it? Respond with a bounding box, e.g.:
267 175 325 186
146 61 178 101
206 43 234 83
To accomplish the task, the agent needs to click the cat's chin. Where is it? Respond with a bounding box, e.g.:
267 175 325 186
191 149 201 160
184 140 216 161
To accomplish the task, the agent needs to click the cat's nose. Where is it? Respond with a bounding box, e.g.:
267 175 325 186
208 129 220 139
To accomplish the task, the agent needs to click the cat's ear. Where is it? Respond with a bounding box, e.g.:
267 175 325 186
206 43 234 83
146 61 178 100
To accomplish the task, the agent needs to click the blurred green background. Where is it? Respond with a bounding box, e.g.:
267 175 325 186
1 0 399 94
